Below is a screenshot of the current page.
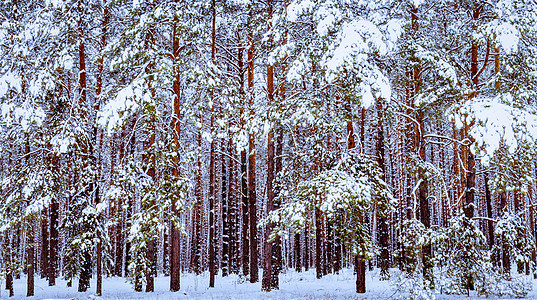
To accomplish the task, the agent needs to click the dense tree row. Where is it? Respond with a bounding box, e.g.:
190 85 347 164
1 0 537 298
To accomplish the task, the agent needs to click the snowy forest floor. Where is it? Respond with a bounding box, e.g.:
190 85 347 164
5 268 537 299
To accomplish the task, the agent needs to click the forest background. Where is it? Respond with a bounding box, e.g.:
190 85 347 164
1 0 537 298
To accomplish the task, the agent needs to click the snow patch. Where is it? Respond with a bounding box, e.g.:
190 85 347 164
496 22 519 54
98 80 144 135
465 95 537 165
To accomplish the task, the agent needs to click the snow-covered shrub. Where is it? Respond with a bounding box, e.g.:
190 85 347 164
484 212 535 298
391 218 435 300
394 218 428 273
265 151 395 261
391 269 436 300
493 212 535 275
430 214 533 298
121 141 190 291
482 270 532 298
434 215 489 296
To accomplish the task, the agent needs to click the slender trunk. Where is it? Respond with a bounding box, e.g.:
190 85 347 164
27 231 34 297
247 0 258 283
465 6 485 219
347 97 365 293
262 125 274 289
294 233 301 272
417 117 432 287
209 135 216 287
94 6 108 297
262 0 275 290
529 185 537 278
77 0 91 292
485 173 494 248
270 0 286 288
236 23 250 279
222 142 230 277
271 125 283 288
145 240 156 292
6 272 13 297
124 127 136 277
170 0 182 290
96 187 102 296
25 141 34 297
411 7 432 285
208 0 217 288
48 195 58 286
376 99 389 280
191 124 202 275
315 209 322 279
41 213 49 279
143 113 156 293
355 253 366 293
241 148 249 277
322 217 328 275
78 251 92 292
500 191 510 275
229 138 239 274
143 10 157 292
304 226 309 271
115 132 125 277
334 234 342 274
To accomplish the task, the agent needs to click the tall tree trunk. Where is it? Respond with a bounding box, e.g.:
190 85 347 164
270 0 286 288
315 209 322 279
271 124 283 288
143 117 157 293
529 182 537 278
410 6 432 286
485 173 494 249
247 0 259 283
229 138 239 274
376 99 390 280
500 191 510 275
262 0 275 290
41 210 49 279
143 9 157 292
208 0 217 288
304 226 309 272
115 132 125 277
26 140 34 297
94 5 108 296
347 98 365 293
464 6 488 220
77 0 91 291
191 123 203 275
417 111 432 287
48 192 58 286
334 234 342 274
27 229 34 297
238 24 250 278
170 0 182 290
6 269 13 297
222 142 230 277
294 233 301 272
96 188 103 296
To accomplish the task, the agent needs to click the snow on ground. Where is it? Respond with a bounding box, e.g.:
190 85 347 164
5 268 537 299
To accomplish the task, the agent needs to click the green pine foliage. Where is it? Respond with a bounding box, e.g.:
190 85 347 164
266 151 395 260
